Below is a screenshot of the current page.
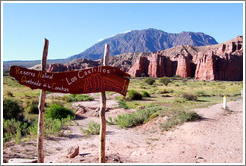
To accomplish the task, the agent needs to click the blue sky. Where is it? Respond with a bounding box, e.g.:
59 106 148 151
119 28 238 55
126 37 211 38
2 2 244 61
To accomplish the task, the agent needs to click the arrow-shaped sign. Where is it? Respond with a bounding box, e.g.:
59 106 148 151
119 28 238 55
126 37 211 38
10 65 130 96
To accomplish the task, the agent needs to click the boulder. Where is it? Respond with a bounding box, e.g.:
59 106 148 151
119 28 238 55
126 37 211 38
65 145 79 158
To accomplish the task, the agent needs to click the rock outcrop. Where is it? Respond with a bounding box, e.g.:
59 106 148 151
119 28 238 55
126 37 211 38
175 54 191 78
65 145 79 158
129 36 243 81
46 36 243 81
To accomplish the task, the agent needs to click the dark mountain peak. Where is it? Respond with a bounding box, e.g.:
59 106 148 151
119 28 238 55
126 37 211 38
68 28 218 60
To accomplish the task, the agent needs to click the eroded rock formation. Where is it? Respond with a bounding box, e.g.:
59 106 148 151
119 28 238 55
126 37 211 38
46 36 243 81
129 36 243 81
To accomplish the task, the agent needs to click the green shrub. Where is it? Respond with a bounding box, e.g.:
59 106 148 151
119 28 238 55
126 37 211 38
81 121 100 135
127 90 142 100
174 98 186 103
3 118 29 143
159 77 172 86
45 104 75 120
160 89 169 94
195 90 210 97
106 117 115 125
160 110 200 131
26 99 39 114
179 111 200 122
114 107 159 128
144 77 155 85
28 116 72 137
117 99 129 109
3 98 24 121
63 94 94 102
26 104 39 114
182 92 198 101
172 75 182 80
142 91 150 97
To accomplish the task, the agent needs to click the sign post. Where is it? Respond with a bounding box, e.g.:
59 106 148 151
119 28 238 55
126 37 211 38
99 44 109 163
9 42 130 163
37 38 49 163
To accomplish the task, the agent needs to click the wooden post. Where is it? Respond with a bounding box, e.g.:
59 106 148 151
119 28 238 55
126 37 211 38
99 44 109 163
37 38 49 163
223 95 227 109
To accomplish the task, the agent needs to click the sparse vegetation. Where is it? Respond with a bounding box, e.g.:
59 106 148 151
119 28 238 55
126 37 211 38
159 77 172 86
81 121 100 135
144 77 155 85
3 98 24 121
113 106 160 128
117 99 129 109
45 104 75 120
63 94 94 102
126 90 143 100
3 118 29 143
3 74 243 145
142 91 151 97
160 110 200 131
182 92 198 101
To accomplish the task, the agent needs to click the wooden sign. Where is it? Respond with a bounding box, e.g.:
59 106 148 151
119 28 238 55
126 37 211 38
10 65 130 96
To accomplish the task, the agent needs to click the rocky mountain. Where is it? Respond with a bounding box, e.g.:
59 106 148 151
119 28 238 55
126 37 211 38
67 28 218 60
43 36 243 81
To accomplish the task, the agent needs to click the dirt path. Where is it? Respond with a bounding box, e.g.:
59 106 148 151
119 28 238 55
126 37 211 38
3 98 244 164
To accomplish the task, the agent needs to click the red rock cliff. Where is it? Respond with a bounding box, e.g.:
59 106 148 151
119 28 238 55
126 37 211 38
129 36 243 81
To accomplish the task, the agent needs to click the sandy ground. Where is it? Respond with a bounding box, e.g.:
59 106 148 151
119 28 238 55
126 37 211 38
3 96 244 164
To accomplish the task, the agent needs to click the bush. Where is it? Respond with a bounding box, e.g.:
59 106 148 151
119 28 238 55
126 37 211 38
160 110 200 131
126 90 142 100
142 91 150 97
182 92 198 101
160 89 169 94
144 77 155 85
114 107 159 128
106 117 115 125
117 99 129 109
159 77 172 86
63 94 94 102
195 90 210 97
3 98 24 121
3 118 29 143
81 121 100 135
26 99 39 114
28 116 72 137
26 104 39 114
45 104 75 120
172 75 182 80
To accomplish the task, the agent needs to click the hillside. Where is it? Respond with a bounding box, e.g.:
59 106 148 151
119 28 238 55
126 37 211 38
67 28 218 60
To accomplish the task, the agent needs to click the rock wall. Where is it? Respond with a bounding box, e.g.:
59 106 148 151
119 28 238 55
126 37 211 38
129 36 243 81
